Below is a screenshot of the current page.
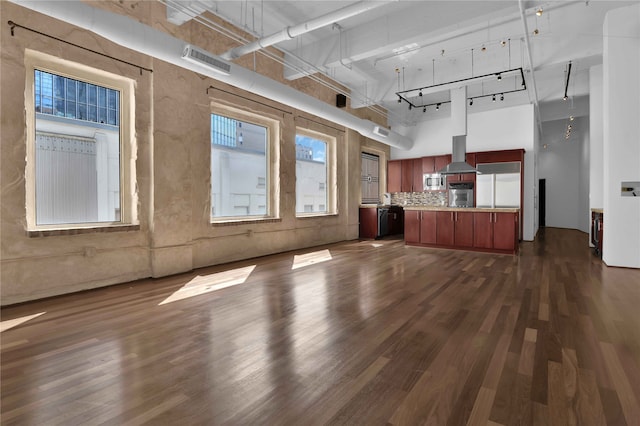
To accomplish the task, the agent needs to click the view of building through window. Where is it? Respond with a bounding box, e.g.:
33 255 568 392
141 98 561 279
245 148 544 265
34 70 121 225
295 134 327 214
211 113 268 218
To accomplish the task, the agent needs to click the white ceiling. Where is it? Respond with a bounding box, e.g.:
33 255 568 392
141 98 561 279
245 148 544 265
165 0 635 128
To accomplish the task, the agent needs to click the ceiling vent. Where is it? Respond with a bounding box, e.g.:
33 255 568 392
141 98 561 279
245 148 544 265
373 126 390 138
182 45 231 75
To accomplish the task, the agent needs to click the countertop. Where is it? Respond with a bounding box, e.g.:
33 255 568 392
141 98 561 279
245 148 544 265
403 206 520 213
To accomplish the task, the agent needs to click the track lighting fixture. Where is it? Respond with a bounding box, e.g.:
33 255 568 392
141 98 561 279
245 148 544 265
395 67 527 110
500 40 507 47
423 107 426 113
533 28 539 35
570 116 574 121
536 8 543 16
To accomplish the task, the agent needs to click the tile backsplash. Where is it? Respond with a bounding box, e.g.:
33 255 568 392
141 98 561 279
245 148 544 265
391 191 447 207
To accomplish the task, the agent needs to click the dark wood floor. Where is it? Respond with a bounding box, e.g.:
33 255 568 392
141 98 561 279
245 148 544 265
2 228 640 425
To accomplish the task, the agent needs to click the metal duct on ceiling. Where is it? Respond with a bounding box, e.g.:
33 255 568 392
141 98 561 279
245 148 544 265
11 0 413 150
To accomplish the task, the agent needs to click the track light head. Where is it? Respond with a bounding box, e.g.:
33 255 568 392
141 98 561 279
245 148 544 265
500 94 504 101
497 73 502 81
398 97 402 103
536 8 543 16
563 95 568 101
423 107 426 113
408 104 412 110
469 98 473 106
419 91 423 97
436 103 441 111
492 94 496 102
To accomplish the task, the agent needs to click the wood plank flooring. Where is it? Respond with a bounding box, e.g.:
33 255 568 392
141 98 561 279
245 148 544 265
2 228 640 425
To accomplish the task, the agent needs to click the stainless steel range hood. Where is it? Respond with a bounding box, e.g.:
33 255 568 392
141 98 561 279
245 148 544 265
438 86 479 175
438 135 479 174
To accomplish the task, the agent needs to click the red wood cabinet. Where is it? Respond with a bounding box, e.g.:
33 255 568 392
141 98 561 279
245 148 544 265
493 212 518 251
404 210 421 244
436 211 455 246
388 160 402 193
405 209 518 254
434 155 451 173
404 210 437 244
420 211 437 244
359 208 378 239
422 156 435 174
473 212 493 248
454 211 474 248
413 158 424 192
401 159 414 192
473 211 518 252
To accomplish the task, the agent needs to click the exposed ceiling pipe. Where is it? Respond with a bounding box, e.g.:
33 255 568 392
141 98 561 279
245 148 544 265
220 1 388 60
518 0 543 136
11 0 412 150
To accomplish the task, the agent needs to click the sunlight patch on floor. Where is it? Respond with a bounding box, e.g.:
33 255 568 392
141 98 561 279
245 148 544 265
371 243 384 248
159 265 256 305
0 312 46 333
291 249 333 270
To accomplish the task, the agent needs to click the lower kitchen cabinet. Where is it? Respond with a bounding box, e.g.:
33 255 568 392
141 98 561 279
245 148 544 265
436 211 454 246
493 212 518 251
404 210 420 244
359 207 378 239
454 211 474 248
404 210 437 244
405 208 518 254
473 211 518 252
420 211 437 244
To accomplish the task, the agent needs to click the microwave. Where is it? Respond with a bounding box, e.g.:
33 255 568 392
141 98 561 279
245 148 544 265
423 173 446 191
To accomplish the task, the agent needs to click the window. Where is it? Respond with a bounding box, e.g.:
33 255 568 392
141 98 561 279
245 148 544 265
210 107 279 221
25 50 136 230
295 129 335 216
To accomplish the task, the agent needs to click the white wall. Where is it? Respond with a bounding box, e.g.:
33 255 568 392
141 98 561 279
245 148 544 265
392 104 537 241
589 65 604 223
538 117 590 232
602 4 640 268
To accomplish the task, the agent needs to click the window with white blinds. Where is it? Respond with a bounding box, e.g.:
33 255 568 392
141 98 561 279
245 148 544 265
361 152 380 204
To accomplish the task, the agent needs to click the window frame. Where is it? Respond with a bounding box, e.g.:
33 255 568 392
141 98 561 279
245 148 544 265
295 127 337 218
210 102 280 223
24 49 137 232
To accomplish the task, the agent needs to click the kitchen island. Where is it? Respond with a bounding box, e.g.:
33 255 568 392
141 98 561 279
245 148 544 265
404 206 519 254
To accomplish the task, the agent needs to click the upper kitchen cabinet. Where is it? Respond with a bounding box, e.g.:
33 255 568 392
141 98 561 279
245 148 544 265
388 160 402 193
401 159 413 192
434 155 451 173
421 156 436 174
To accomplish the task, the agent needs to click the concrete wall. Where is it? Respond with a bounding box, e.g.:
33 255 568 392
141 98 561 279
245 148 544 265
391 104 537 241
602 4 640 268
0 1 388 305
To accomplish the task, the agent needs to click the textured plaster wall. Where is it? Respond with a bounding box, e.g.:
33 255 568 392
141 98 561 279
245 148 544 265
0 1 383 305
